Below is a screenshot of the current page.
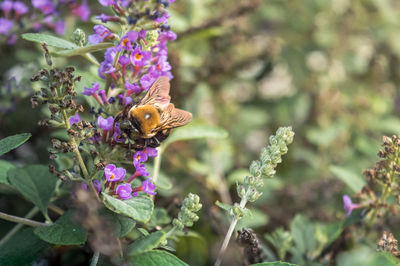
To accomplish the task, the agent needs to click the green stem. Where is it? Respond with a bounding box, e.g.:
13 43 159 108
0 210 48 227
165 225 178 239
83 53 100 66
60 108 100 201
151 146 162 200
0 207 40 247
214 197 248 266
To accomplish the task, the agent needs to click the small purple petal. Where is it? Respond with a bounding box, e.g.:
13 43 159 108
13 2 29 15
142 178 156 195
116 183 132 200
83 82 100 96
145 147 158 157
0 18 13 35
97 116 114 131
69 113 81 125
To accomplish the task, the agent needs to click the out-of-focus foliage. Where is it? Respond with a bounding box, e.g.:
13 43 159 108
1 0 400 265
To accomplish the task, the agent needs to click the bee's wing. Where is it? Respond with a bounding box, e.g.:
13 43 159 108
139 76 171 109
159 104 192 129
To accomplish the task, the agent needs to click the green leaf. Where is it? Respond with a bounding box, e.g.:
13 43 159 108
236 208 269 229
0 133 31 156
0 228 49 266
54 43 115 57
290 215 315 255
148 208 171 228
21 33 77 49
127 231 166 256
215 200 232 211
163 123 228 148
8 165 57 216
329 165 366 193
175 233 208 266
337 246 398 266
0 160 15 185
102 193 154 223
34 210 88 245
129 250 188 266
251 262 298 266
312 222 342 258
101 209 136 237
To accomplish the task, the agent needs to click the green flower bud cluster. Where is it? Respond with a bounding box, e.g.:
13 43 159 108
72 28 86 47
172 193 202 230
250 127 294 180
239 127 294 202
141 30 159 51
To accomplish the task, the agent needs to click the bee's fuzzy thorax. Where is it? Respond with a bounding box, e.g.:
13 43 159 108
129 105 161 136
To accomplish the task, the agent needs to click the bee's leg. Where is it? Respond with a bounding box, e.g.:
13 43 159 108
148 136 161 148
132 138 146 150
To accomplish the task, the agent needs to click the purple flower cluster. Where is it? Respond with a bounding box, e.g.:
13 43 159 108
133 148 158 177
0 0 90 44
103 162 157 200
84 0 176 103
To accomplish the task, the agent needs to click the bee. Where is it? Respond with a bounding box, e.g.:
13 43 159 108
114 76 192 149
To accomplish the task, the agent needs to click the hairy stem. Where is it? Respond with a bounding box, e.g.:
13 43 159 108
60 108 100 201
214 197 248 266
0 210 48 227
152 146 162 199
0 207 40 247
90 251 100 266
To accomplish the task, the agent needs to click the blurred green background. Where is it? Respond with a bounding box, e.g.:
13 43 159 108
2 0 400 265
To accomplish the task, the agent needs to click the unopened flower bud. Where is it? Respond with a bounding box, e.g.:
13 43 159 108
237 184 246 198
72 28 86 47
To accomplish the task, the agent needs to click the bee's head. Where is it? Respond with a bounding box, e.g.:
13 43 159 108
129 105 161 136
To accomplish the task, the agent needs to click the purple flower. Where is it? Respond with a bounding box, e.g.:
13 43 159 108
0 0 13 14
120 31 138 50
154 11 170 23
98 89 108 104
158 31 177 44
116 183 132 200
88 25 112 44
72 0 90 21
13 1 28 15
7 34 16 44
83 82 100 96
96 13 114 23
124 96 132 105
138 29 146 40
145 147 158 157
93 179 101 193
32 0 55 15
343 195 362 216
119 55 130 66
142 178 157 195
112 122 126 143
98 0 114 6
104 164 126 182
81 180 102 194
133 150 148 163
99 62 116 77
97 116 114 131
69 113 81 125
125 81 142 95
132 178 157 196
130 47 151 67
55 20 65 35
140 74 156 91
134 161 149 177
0 18 13 35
